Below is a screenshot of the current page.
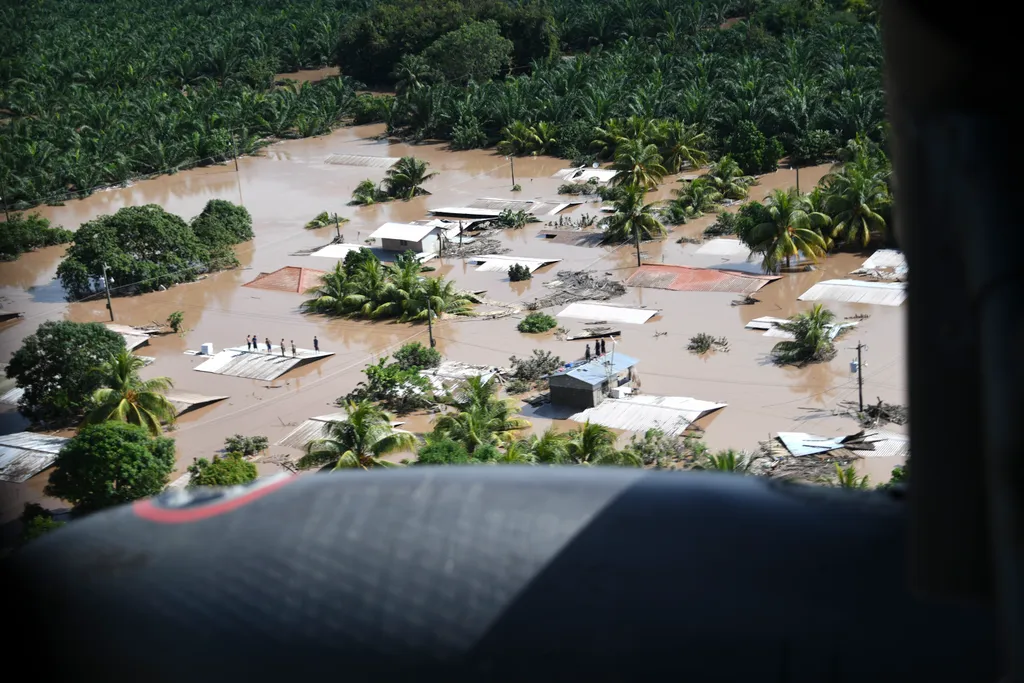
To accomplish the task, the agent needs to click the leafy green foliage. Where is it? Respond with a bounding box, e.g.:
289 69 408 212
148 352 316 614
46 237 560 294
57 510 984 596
487 209 537 230
431 376 528 453
392 342 442 371
421 20 513 85
167 311 185 333
81 349 176 435
792 129 839 165
744 188 831 272
223 434 269 457
621 428 688 468
298 400 416 470
350 157 438 204
57 201 250 299
44 422 175 512
346 356 433 413
517 312 557 333
302 254 474 322
558 179 600 195
825 463 870 489
704 212 738 237
2 1 369 209
416 437 474 465
697 449 754 473
508 264 532 282
602 185 667 245
724 121 785 175
0 213 73 261
187 452 258 488
687 333 729 354
770 304 839 365
6 321 126 424
19 503 65 544
509 349 562 381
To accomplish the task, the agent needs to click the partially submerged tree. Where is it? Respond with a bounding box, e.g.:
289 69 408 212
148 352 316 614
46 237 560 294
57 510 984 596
610 140 667 190
299 400 416 471
697 449 754 473
81 349 176 436
0 213 72 261
746 188 830 272
6 321 126 424
432 376 529 453
45 422 175 512
421 20 513 85
602 184 667 266
770 304 839 365
224 434 269 457
187 452 258 488
383 156 438 200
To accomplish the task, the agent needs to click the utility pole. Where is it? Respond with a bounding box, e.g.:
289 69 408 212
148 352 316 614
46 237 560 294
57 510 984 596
634 227 642 267
794 165 800 193
334 214 341 241
102 263 114 321
459 220 463 247
426 298 435 348
232 136 239 173
856 341 864 413
508 156 516 189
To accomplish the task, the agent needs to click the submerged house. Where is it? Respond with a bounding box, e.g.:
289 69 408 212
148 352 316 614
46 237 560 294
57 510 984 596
547 353 638 409
367 221 448 254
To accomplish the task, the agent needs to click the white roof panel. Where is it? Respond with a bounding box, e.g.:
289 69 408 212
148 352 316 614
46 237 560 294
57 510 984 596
776 432 849 457
569 394 727 436
368 222 444 242
470 255 562 273
0 432 69 482
556 302 658 325
193 346 334 381
798 279 906 307
851 250 907 280
695 239 752 258
430 207 504 218
553 168 617 183
309 243 367 259
323 154 399 168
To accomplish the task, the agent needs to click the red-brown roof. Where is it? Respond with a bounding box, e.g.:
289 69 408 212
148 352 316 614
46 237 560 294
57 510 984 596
625 264 780 294
243 267 326 293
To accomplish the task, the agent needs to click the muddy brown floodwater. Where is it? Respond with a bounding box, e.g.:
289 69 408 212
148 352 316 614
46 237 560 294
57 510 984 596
0 125 906 519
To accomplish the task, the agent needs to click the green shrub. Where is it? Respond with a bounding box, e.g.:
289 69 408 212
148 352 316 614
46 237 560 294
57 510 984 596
223 434 268 456
508 263 532 281
392 342 442 371
0 213 73 261
518 312 557 333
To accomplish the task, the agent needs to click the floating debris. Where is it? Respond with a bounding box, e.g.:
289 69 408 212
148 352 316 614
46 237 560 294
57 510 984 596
440 236 510 258
527 270 626 310
687 333 729 354
839 398 909 427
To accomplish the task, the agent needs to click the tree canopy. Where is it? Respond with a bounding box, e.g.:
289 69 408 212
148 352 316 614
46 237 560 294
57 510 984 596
44 422 175 512
81 349 176 436
421 21 514 85
57 201 250 299
6 320 126 424
187 452 258 488
0 213 73 261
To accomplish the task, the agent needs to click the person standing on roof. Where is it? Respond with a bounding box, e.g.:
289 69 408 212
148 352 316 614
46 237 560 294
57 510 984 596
585 344 591 362
313 336 319 352
291 340 297 357
265 337 271 352
246 335 251 351
280 339 286 356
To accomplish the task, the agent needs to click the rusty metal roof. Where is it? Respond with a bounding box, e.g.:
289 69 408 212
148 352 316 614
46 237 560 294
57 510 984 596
625 264 780 294
0 432 69 483
243 267 327 293
193 346 335 381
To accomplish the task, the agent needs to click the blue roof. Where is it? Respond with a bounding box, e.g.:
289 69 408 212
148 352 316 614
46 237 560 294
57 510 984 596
549 353 638 386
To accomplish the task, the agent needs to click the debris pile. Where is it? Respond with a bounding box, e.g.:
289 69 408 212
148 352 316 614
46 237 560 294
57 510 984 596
527 270 626 310
840 398 909 428
440 236 510 258
752 437 862 482
687 333 729 354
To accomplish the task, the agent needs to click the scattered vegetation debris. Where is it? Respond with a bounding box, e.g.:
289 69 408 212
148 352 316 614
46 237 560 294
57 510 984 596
839 397 909 428
480 209 538 230
676 235 703 244
545 213 597 230
753 438 861 483
731 295 759 306
517 312 557 333
508 263 532 281
654 330 668 338
845 313 871 321
507 350 562 395
527 269 626 310
558 179 600 195
440 236 510 258
688 333 729 354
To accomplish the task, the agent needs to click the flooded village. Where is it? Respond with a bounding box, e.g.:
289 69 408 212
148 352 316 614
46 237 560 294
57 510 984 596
0 112 907 522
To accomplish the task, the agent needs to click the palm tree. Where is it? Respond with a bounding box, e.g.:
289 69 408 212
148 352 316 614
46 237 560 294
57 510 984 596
653 120 708 173
298 400 415 470
383 156 437 200
350 179 384 205
770 304 838 365
590 118 629 160
305 211 348 239
527 427 569 464
405 276 474 321
822 163 889 247
824 463 870 489
669 177 723 220
433 376 529 452
82 350 176 436
610 139 667 190
564 421 638 466
697 449 753 473
390 54 435 96
704 156 755 199
602 184 668 266
533 121 558 155
494 439 538 465
748 188 830 272
301 262 351 316
496 120 541 156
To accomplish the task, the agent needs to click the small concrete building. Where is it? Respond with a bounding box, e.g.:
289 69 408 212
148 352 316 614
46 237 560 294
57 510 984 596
367 221 448 254
547 353 638 410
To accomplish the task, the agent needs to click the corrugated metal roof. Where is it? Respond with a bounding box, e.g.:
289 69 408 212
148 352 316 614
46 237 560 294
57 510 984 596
0 432 69 483
430 207 503 218
194 346 334 381
550 353 638 386
309 243 367 259
552 168 617 184
432 199 576 218
105 323 156 351
538 230 604 246
556 302 657 325
0 385 24 406
855 431 910 459
776 432 849 457
798 279 906 306
745 316 857 340
569 394 727 436
369 222 444 242
470 255 562 273
243 267 326 293
625 264 780 293
695 239 752 258
323 154 399 168
277 413 406 451
164 391 229 416
850 250 907 281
